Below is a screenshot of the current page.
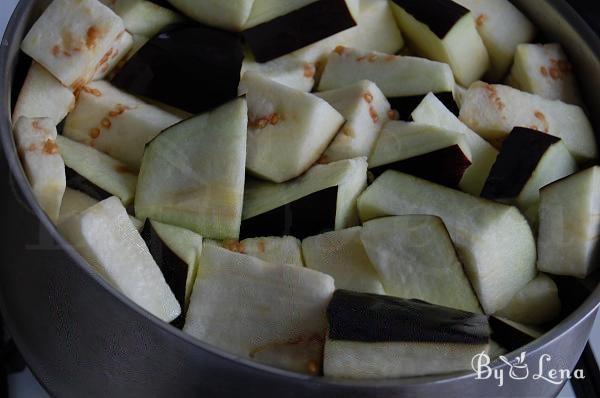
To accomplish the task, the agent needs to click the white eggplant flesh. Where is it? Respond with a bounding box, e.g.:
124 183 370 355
241 51 316 92
167 0 254 31
212 236 304 267
100 0 183 37
92 31 133 80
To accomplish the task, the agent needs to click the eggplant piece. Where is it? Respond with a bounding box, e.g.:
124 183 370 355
495 273 561 326
12 62 75 126
388 92 459 121
453 0 536 80
302 227 385 294
360 216 481 313
183 245 335 374
324 290 490 378
242 0 357 63
241 49 316 92
242 157 368 240
135 98 247 240
358 171 537 314
508 43 583 106
20 0 125 89
57 135 138 206
167 0 254 31
390 0 490 86
112 23 244 115
63 81 181 170
459 82 597 162
240 72 344 183
99 0 183 37
210 236 304 267
318 47 454 98
59 197 181 322
369 120 472 188
538 166 600 278
13 117 66 223
92 31 134 81
412 93 498 195
64 167 112 203
316 80 390 163
481 127 577 212
141 220 202 319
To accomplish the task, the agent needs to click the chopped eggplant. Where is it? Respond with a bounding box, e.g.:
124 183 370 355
387 92 459 121
368 121 472 188
241 50 316 92
183 245 335 374
360 216 481 313
167 0 254 31
63 81 181 170
59 197 181 322
210 236 304 267
20 0 125 89
243 0 357 63
240 71 344 183
318 46 454 98
100 0 183 37
538 166 600 278
495 273 561 326
324 290 490 378
242 157 368 239
316 80 390 163
12 62 75 126
390 0 490 86
64 167 112 203
459 82 597 162
453 0 536 80
508 43 583 106
411 93 498 194
135 98 247 240
92 31 134 80
57 135 138 206
481 127 577 212
112 23 244 114
302 227 385 294
358 171 537 314
13 117 66 223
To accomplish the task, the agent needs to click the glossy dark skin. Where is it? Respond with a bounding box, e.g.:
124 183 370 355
327 290 490 344
391 0 469 38
65 168 111 202
240 186 338 240
370 144 472 189
389 92 459 121
242 0 356 62
112 23 243 114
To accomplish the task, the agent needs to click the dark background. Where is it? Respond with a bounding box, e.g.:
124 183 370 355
567 0 600 34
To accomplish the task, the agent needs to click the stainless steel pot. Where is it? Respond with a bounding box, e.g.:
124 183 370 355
1 1 599 397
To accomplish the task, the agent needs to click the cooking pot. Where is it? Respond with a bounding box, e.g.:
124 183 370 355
1 1 599 397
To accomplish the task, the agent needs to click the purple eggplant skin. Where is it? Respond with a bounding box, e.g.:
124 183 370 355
389 92 459 121
390 0 469 38
112 23 243 114
65 167 111 202
140 220 188 328
327 290 490 344
240 186 338 240
369 145 472 189
481 127 561 201
242 0 357 63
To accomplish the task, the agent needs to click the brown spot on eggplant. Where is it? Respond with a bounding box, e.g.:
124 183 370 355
540 66 548 77
369 106 379 123
363 92 374 104
476 14 487 27
42 139 59 155
223 240 246 254
257 240 266 253
534 110 549 132
52 45 61 57
101 117 112 129
27 143 37 152
90 128 101 139
303 63 316 78
82 86 103 97
86 26 102 49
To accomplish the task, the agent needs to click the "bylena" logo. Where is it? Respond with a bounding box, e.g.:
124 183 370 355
471 351 585 387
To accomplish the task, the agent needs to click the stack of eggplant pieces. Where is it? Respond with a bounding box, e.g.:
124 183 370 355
11 0 599 379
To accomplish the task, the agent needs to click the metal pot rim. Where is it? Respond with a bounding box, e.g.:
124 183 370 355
1 0 599 389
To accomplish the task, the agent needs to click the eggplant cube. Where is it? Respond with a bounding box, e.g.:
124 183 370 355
411 93 498 195
481 127 577 212
318 46 454 98
12 62 75 126
508 43 583 106
358 171 537 314
13 117 66 223
213 236 304 268
459 82 597 162
302 227 385 295
63 81 181 170
242 157 368 239
316 80 390 163
184 245 335 374
59 197 181 322
240 71 344 183
21 0 125 89
538 166 600 278
453 0 536 80
135 98 248 240
361 216 481 313
390 0 490 86
323 290 490 378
